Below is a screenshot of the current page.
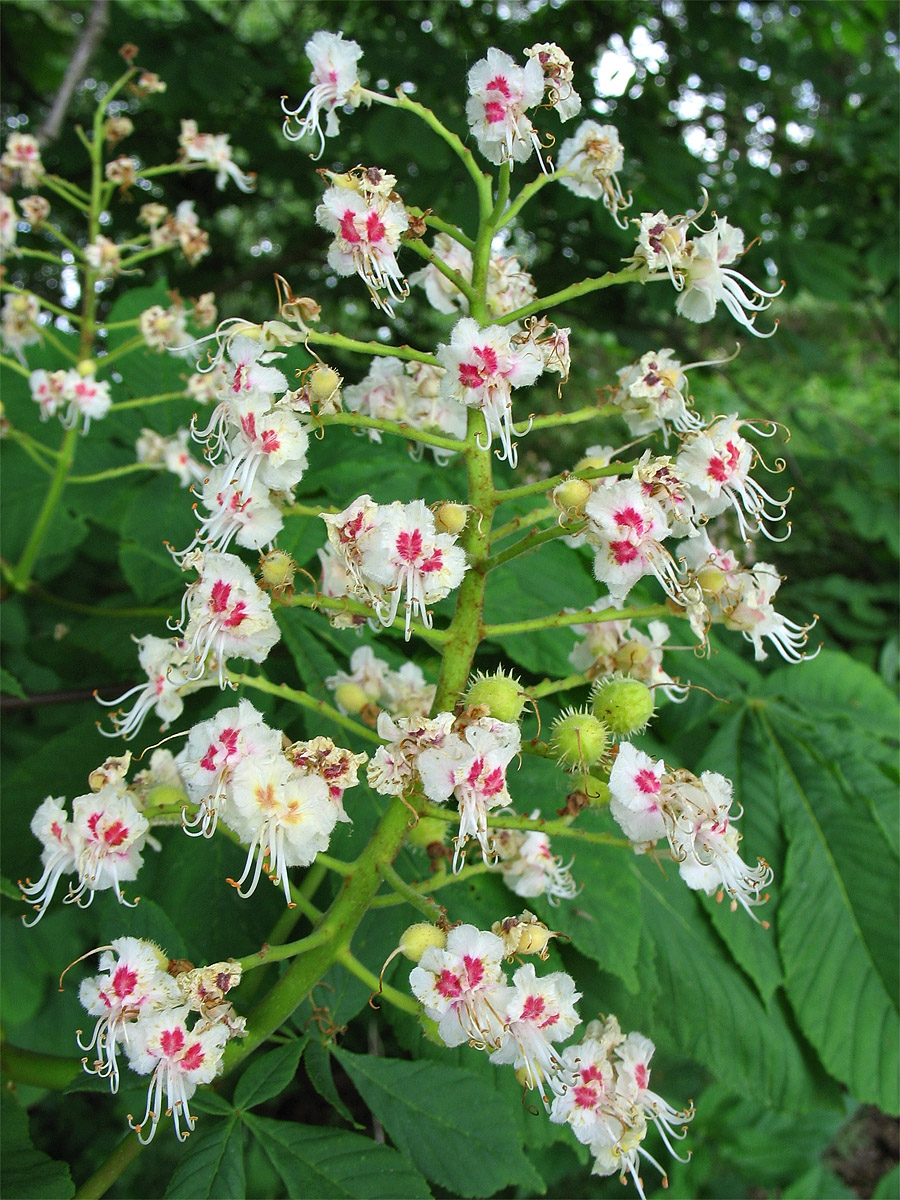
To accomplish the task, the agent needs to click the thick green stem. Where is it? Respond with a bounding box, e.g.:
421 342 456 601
73 1135 143 1200
306 328 438 366
484 520 584 572
495 267 642 326
317 410 466 454
378 861 443 919
483 603 671 638
8 426 80 590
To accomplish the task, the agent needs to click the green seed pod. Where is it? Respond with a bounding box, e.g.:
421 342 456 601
309 364 342 404
333 682 369 716
591 677 655 737
465 669 526 723
434 502 468 536
550 708 610 768
259 549 296 593
552 477 592 515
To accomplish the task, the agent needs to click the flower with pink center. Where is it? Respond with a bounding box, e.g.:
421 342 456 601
178 119 255 192
437 317 543 466
126 1007 229 1144
631 209 691 284
227 754 338 903
583 478 681 604
18 796 79 926
316 185 410 314
417 716 521 868
97 633 217 742
612 348 705 439
136 428 205 486
525 42 582 121
357 499 468 639
29 367 68 420
320 493 382 600
409 924 508 1048
281 31 365 159
556 121 631 226
226 403 309 493
608 742 668 845
179 464 283 558
677 414 790 541
77 938 180 1094
550 1026 620 1146
2 132 45 188
465 48 545 169
178 699 283 837
67 785 150 909
614 1031 694 1163
489 963 581 1105
176 550 280 685
494 818 578 905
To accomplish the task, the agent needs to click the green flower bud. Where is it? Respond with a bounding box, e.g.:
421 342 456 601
434 502 468 536
552 477 592 515
309 364 341 404
399 923 447 962
591 677 655 737
333 682 369 715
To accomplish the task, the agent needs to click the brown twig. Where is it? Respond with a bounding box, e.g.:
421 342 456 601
37 0 110 146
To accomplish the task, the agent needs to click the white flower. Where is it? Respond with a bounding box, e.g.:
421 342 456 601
556 122 630 226
68 785 150 908
0 193 17 257
29 368 68 420
177 551 281 685
583 479 680 604
608 742 668 845
3 292 41 363
525 42 582 120
409 924 508 1048
281 31 365 158
286 736 367 823
178 119 255 192
677 216 782 337
437 317 543 467
316 184 409 314
409 232 473 315
494 815 578 904
466 48 545 169
97 633 217 741
126 1007 229 1144
77 938 180 1094
2 132 44 188
18 797 79 926
611 349 704 439
135 428 204 486
489 963 581 1106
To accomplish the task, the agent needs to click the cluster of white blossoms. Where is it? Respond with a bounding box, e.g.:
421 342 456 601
182 334 310 558
609 347 709 440
1 131 45 189
178 699 365 897
367 709 520 869
408 922 691 1197
315 166 410 315
609 742 773 921
139 199 210 265
320 494 467 639
568 599 688 701
631 209 783 336
493 815 578 904
73 937 245 1144
177 119 256 193
343 355 466 461
680 531 817 662
28 364 112 433
555 121 631 227
325 644 436 720
97 633 219 741
135 427 205 487
19 754 153 925
409 234 538 320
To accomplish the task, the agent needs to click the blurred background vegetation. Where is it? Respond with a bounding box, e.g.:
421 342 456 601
1 3 897 1198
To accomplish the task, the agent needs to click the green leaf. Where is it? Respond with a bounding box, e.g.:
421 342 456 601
243 1114 431 1199
633 855 842 1112
531 811 642 991
118 473 200 602
233 1039 306 1112
304 1038 361 1126
0 667 27 699
874 1163 900 1200
0 1090 74 1199
759 707 900 1114
332 1049 544 1197
279 616 339 696
760 650 900 742
163 1113 245 1200
782 1163 856 1199
189 1090 237 1116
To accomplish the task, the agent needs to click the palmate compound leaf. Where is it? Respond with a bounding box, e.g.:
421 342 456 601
242 1113 431 1199
0 1090 74 1199
163 1113 245 1200
332 1048 545 1197
233 1039 307 1111
758 704 900 1114
632 853 843 1113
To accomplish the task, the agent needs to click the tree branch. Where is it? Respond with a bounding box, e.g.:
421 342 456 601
37 0 110 146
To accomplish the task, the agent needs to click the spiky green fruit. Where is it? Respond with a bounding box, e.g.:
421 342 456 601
465 669 526 723
550 708 610 768
591 677 655 737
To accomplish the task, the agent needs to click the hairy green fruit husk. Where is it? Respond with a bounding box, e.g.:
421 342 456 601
465 670 526 723
591 677 655 736
550 709 610 768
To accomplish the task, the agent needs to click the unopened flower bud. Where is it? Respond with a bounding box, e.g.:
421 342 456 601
333 682 369 715
611 641 650 672
697 565 728 596
258 549 296 597
552 476 592 515
492 911 560 960
399 923 447 962
464 668 525 723
77 358 96 378
591 677 655 737
434 502 468 536
406 815 448 850
88 753 132 792
309 364 342 407
550 707 610 768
